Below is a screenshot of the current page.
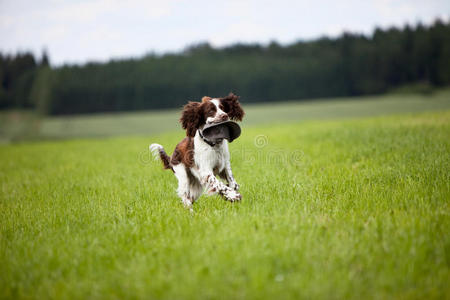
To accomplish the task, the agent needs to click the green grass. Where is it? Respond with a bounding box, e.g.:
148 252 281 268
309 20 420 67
1 109 449 299
1 88 450 142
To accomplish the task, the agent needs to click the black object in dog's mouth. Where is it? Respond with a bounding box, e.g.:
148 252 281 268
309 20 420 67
201 121 241 143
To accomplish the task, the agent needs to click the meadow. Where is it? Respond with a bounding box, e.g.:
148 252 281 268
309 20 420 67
1 89 450 142
0 92 449 299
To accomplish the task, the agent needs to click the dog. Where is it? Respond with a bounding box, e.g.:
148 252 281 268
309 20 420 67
150 93 245 209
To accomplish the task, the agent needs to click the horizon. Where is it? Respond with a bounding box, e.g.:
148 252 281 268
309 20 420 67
2 19 448 68
1 0 449 66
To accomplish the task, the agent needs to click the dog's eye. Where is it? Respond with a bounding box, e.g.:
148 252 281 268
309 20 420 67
219 103 226 111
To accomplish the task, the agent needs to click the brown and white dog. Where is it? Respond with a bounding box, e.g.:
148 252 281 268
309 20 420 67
150 93 245 209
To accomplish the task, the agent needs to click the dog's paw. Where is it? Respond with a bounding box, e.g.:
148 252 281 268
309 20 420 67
182 197 193 209
206 186 217 195
225 189 242 202
230 182 240 191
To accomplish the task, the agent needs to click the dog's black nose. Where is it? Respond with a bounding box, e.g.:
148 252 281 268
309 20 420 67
219 114 229 121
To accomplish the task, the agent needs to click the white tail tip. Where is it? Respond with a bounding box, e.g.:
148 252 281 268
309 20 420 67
149 143 163 160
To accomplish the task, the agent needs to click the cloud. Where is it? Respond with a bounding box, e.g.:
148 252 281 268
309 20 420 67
0 0 448 64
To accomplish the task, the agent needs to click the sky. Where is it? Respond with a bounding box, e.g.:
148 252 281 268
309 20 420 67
1 0 449 66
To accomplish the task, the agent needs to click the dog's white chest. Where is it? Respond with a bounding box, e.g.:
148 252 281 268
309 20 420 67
193 133 229 172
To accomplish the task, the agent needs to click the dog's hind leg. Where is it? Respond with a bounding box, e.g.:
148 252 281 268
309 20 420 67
187 170 203 204
173 164 194 209
189 181 203 203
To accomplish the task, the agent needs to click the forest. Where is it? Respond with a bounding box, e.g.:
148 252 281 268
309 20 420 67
1 20 449 115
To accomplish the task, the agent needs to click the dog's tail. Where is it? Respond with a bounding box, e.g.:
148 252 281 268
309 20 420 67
150 143 173 172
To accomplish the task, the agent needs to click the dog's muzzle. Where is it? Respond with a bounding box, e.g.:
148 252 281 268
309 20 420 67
201 120 241 144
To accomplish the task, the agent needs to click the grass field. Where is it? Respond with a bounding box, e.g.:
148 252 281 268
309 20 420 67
1 88 450 142
1 94 450 299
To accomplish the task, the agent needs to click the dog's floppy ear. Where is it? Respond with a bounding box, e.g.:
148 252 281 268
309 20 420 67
220 92 245 121
180 101 202 137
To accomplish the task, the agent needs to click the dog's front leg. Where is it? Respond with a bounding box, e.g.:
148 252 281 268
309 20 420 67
202 172 241 202
222 163 239 191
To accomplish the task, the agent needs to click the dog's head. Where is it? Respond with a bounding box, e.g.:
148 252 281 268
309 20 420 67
180 93 245 137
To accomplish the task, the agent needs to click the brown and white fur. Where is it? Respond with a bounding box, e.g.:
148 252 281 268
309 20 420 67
150 93 245 209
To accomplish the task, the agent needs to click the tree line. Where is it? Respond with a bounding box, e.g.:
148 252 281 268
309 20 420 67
1 20 449 115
